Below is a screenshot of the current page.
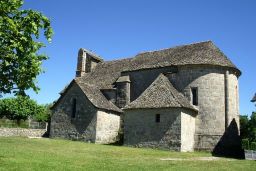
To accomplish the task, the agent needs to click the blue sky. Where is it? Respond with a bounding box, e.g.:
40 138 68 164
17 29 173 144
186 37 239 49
19 0 255 115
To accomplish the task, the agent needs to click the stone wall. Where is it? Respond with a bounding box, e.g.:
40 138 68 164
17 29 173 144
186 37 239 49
122 66 177 101
194 134 222 151
116 82 130 108
51 82 121 144
124 108 182 151
181 110 196 152
169 65 226 136
0 128 46 137
122 65 239 151
95 110 120 144
101 89 116 104
50 82 98 142
168 65 239 150
228 73 240 130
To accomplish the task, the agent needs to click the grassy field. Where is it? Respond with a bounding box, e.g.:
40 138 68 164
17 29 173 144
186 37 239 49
0 137 255 171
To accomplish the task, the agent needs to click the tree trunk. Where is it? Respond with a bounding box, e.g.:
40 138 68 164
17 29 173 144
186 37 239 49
17 119 21 127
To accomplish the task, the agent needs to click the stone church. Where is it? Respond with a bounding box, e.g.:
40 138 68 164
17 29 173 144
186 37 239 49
50 41 241 152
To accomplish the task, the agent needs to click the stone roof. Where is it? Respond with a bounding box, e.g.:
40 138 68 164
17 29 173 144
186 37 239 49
77 81 123 113
79 48 103 62
78 41 240 90
251 93 256 102
57 41 240 112
76 58 132 89
52 80 122 113
124 74 198 111
124 41 239 72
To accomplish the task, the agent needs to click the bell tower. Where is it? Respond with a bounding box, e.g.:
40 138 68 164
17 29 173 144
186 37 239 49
76 48 103 77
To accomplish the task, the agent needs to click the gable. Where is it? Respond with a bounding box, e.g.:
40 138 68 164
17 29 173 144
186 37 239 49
51 80 96 112
52 80 122 113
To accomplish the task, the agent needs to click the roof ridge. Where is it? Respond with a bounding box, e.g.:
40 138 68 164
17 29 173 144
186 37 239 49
161 75 184 108
135 40 213 56
80 48 103 61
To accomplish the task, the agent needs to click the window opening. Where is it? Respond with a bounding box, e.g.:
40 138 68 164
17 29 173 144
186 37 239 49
155 114 160 123
72 98 77 118
191 87 198 106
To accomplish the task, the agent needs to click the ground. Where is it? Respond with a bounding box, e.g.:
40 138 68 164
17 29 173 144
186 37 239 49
0 137 255 171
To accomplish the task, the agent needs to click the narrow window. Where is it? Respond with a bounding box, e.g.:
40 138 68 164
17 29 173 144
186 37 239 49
155 114 160 123
191 87 198 106
72 98 77 118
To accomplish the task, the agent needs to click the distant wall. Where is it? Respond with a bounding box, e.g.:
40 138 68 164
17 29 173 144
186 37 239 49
0 128 46 137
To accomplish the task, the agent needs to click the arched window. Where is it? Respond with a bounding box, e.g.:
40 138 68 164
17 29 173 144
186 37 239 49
72 98 77 118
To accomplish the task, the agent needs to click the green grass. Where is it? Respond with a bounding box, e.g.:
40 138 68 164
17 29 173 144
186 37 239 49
0 137 255 171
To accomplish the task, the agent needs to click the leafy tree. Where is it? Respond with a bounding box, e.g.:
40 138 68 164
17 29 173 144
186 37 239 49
0 0 53 96
33 103 52 122
240 112 256 143
0 96 39 125
240 115 249 139
248 112 256 142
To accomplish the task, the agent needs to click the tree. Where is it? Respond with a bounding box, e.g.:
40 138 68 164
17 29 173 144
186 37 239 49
0 0 53 96
33 103 52 122
0 96 39 125
240 112 256 143
248 112 256 142
240 115 249 139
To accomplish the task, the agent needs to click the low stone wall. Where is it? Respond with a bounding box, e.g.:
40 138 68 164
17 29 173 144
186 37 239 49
0 128 46 137
245 150 256 160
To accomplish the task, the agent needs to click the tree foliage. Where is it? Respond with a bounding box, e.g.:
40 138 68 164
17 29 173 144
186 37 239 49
0 0 53 95
0 96 37 124
33 103 52 122
240 112 256 142
0 96 50 124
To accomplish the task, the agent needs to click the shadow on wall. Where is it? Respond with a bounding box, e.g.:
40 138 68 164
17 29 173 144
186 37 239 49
212 119 244 159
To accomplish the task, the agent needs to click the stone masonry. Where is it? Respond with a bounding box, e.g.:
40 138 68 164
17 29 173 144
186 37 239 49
124 108 196 152
50 82 120 143
0 128 46 137
51 41 241 153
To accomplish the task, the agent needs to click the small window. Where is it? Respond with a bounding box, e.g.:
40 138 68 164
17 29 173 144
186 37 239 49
72 98 77 118
155 114 160 123
191 87 198 106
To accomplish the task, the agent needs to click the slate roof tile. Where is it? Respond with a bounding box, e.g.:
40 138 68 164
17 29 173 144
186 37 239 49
124 74 197 111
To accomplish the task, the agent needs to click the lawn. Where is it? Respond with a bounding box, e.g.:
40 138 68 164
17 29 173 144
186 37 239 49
0 137 255 171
